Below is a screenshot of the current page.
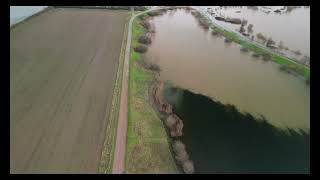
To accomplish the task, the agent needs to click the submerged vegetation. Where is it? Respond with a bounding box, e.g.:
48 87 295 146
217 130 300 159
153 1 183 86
209 25 309 79
191 10 211 29
138 35 152 45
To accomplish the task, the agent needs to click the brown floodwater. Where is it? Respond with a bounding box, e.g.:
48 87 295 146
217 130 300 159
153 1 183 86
145 9 310 131
199 6 310 58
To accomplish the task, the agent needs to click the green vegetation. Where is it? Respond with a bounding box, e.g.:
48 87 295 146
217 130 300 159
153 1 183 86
125 13 178 173
99 16 130 174
191 10 211 29
210 25 310 79
138 35 152 45
134 44 148 53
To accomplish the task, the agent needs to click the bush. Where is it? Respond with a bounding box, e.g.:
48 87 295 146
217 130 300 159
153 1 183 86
148 63 161 72
211 30 220 36
306 76 310 85
172 140 186 154
166 115 177 129
240 47 249 52
252 53 260 58
147 10 161 16
182 160 195 174
134 44 148 53
262 53 271 61
247 24 253 33
175 149 189 163
224 38 232 43
140 21 151 30
138 35 152 44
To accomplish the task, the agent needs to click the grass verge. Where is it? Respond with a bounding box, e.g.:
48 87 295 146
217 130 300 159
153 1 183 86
211 25 310 79
125 13 178 174
98 14 130 174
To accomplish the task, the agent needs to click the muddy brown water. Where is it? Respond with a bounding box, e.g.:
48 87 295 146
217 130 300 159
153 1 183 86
145 8 309 173
145 9 310 131
202 6 310 58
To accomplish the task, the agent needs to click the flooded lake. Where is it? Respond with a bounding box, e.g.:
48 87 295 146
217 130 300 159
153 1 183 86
146 9 310 131
145 9 310 173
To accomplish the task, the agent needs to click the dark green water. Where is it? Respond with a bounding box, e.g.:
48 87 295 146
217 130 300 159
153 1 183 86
164 86 309 174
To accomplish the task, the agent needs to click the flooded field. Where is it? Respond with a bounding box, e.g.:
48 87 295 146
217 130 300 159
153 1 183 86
10 6 48 26
145 9 310 131
145 8 310 173
198 6 310 61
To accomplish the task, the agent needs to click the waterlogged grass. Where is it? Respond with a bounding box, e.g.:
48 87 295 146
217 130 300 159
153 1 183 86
125 14 178 174
211 26 310 79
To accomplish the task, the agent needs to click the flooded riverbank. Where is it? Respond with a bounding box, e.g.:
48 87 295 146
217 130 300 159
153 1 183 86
145 9 310 131
198 6 310 62
144 8 310 173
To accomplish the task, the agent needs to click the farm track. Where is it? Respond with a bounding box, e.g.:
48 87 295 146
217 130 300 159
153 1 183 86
10 8 128 173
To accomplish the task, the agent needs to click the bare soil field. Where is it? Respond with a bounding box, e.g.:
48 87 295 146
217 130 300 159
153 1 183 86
10 8 128 173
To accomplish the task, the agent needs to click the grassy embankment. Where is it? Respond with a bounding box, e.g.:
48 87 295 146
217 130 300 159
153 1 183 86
125 13 178 173
211 25 310 79
99 14 130 174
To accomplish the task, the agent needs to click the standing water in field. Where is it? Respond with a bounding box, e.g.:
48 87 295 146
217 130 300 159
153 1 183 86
145 9 310 173
10 6 48 26
196 6 310 63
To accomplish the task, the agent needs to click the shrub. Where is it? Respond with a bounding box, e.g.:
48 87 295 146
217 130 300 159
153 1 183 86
240 47 249 52
138 35 152 44
148 63 161 72
252 53 260 58
262 53 271 61
182 160 195 174
140 21 151 30
306 76 310 85
211 30 220 36
172 140 186 154
256 33 267 42
147 10 161 16
166 115 177 129
224 38 232 43
134 44 148 53
175 149 189 163
247 24 253 33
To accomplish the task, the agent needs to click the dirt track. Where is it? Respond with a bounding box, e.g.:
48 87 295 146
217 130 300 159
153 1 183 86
10 8 128 173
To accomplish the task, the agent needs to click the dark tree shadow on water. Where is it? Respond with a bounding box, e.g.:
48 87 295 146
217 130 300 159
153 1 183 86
164 87 309 174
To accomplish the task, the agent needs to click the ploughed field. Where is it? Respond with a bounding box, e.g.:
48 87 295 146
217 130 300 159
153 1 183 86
10 8 128 173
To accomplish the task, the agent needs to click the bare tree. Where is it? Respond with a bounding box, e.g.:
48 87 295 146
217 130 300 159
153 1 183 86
266 37 275 47
278 41 284 50
182 160 195 174
247 24 253 34
241 19 248 27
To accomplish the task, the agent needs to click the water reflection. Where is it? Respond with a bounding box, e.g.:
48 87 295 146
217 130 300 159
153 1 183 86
164 86 310 173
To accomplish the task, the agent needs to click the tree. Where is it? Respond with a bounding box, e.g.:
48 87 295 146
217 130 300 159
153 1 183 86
241 19 248 27
278 41 284 50
247 24 253 34
256 33 267 44
266 37 275 47
240 25 246 33
182 160 195 174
